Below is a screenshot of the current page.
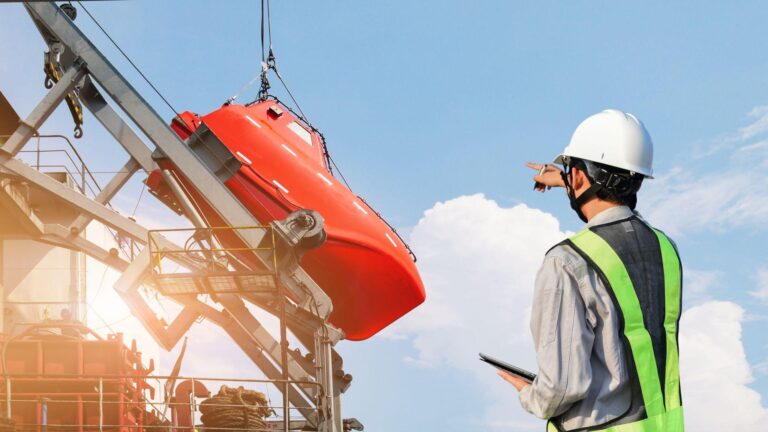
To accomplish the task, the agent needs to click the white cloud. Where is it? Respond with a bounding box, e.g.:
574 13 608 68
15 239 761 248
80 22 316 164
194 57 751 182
683 268 721 306
750 268 768 303
694 105 768 157
639 167 767 236
736 139 768 154
639 106 768 236
680 301 768 431
755 359 768 377
393 194 768 430
387 193 566 430
739 106 768 140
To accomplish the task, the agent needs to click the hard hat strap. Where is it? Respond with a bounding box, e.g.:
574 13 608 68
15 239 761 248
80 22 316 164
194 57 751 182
561 162 602 223
587 164 640 198
564 157 642 212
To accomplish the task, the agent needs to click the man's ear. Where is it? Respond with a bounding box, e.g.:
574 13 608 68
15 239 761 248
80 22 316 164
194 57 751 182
571 167 588 191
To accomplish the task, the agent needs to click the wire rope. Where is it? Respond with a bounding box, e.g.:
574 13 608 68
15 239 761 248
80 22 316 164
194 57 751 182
131 181 147 218
76 1 182 117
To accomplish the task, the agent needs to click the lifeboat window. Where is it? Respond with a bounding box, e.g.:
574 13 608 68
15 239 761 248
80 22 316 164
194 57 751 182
287 121 313 146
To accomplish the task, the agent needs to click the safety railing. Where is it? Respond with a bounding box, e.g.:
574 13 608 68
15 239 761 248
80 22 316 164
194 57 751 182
0 373 322 432
10 134 101 198
147 226 280 296
5 133 142 260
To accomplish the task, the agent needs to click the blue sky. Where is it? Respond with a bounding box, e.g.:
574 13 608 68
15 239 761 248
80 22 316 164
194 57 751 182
2 1 768 430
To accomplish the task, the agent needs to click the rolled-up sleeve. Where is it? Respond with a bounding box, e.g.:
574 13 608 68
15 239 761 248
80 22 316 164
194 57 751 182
519 253 594 419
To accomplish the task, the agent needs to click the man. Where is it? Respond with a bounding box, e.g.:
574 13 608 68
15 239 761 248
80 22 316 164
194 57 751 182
499 109 684 431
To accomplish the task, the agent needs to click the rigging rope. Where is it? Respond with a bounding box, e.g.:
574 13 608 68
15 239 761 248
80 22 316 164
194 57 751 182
258 0 274 101
250 0 353 190
76 1 182 117
199 385 273 432
131 181 147 218
224 74 261 106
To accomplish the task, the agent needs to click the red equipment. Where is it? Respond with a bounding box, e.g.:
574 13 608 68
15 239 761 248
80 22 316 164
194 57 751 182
0 325 163 431
147 100 425 340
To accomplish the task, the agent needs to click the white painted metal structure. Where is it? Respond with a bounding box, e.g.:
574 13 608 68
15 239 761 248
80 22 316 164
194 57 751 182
0 178 85 333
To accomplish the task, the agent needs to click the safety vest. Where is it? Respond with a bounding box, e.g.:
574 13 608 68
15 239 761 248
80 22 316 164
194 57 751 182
547 217 684 432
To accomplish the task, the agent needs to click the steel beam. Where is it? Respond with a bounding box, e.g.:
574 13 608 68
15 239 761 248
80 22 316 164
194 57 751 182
0 160 332 359
0 63 85 157
69 158 140 234
42 223 128 271
189 301 319 428
25 2 260 240
0 179 44 236
216 295 317 382
1 156 147 240
108 248 198 349
40 224 198 350
79 77 155 172
0 156 195 265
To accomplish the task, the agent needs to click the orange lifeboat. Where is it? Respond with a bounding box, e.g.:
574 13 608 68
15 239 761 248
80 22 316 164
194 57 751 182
149 100 425 341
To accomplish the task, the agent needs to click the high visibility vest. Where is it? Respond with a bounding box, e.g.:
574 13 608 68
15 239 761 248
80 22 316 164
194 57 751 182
547 218 684 432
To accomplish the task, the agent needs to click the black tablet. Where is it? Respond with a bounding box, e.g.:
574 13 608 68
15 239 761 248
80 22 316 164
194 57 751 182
479 352 537 382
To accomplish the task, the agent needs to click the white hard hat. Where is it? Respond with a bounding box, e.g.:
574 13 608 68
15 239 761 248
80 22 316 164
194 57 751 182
554 109 654 178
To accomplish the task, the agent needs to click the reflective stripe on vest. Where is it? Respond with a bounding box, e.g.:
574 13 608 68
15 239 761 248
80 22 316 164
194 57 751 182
546 226 683 431
656 230 682 412
547 407 684 432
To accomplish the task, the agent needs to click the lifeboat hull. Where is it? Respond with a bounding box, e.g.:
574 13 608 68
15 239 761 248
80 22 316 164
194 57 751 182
155 101 425 341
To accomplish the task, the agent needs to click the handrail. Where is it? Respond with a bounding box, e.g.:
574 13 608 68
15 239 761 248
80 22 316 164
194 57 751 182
0 373 322 431
148 226 279 277
11 134 140 260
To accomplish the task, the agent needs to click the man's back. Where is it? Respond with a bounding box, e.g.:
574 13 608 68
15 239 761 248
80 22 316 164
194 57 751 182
519 206 682 431
508 109 684 431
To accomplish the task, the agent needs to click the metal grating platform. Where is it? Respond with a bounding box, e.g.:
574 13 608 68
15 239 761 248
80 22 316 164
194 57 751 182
154 271 278 295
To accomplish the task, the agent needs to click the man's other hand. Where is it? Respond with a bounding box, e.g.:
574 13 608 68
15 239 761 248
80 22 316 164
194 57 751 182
498 370 531 392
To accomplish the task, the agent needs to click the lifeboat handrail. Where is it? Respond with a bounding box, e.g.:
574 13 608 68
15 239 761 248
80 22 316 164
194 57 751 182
356 196 418 263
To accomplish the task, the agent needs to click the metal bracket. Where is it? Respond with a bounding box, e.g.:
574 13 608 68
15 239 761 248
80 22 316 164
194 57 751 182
0 62 86 157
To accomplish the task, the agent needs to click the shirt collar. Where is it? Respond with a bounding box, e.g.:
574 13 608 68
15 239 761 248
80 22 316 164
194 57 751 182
585 206 635 228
